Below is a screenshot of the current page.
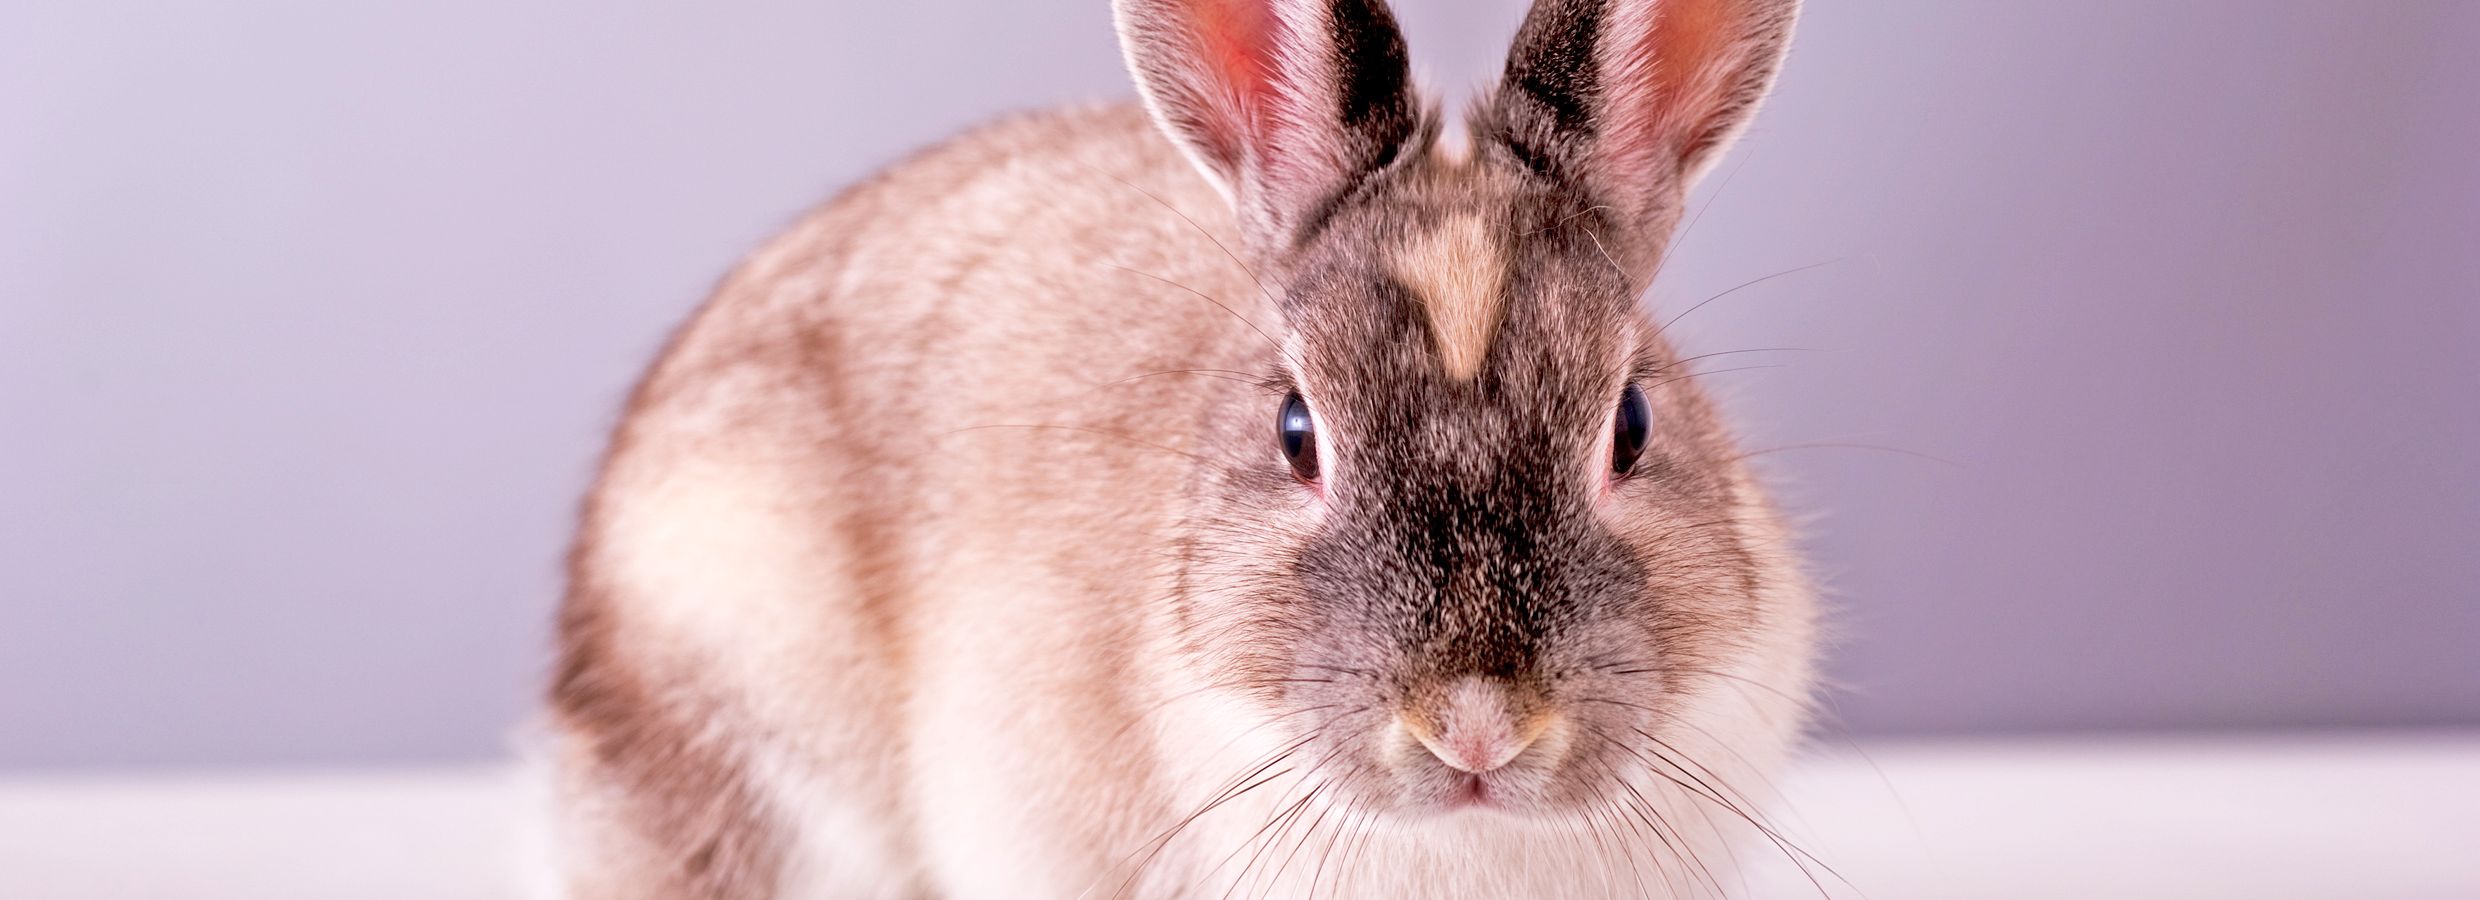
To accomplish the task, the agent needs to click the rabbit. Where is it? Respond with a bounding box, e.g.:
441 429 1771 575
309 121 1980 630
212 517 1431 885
544 0 1819 897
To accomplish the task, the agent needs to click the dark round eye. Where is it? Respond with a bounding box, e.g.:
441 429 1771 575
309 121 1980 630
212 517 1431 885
1611 383 1652 477
1278 392 1319 482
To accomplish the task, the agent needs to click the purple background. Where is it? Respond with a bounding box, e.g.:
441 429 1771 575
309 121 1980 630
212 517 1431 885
4 1 2474 770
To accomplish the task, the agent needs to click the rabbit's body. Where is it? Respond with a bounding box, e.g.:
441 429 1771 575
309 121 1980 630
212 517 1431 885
552 2 1818 897
551 105 1307 896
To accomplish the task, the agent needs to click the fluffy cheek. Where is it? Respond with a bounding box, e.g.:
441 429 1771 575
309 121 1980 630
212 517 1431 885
1174 473 1328 684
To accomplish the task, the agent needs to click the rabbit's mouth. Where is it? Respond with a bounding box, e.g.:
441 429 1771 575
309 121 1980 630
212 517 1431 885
1400 767 1557 816
1342 693 1596 818
1445 773 1490 809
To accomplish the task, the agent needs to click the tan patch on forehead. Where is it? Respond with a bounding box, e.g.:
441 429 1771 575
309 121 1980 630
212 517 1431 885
1391 213 1509 381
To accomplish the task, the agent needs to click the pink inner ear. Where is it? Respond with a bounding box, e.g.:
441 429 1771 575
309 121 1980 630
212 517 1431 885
1609 0 1744 170
1190 0 1285 167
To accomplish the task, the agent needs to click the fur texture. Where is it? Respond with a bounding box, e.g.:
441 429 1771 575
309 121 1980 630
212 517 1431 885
548 1 1814 897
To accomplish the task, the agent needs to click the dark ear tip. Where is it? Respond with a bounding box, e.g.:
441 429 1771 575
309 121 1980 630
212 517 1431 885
1116 0 1433 251
1477 0 1803 204
1328 0 1418 129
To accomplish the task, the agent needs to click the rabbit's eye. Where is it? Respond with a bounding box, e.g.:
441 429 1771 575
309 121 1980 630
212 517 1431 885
1278 392 1319 482
1611 384 1652 477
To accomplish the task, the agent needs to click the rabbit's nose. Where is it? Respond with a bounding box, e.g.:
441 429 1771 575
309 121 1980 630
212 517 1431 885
1402 677 1545 774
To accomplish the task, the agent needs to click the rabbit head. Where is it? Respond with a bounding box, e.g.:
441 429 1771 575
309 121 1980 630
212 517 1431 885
1117 0 1811 817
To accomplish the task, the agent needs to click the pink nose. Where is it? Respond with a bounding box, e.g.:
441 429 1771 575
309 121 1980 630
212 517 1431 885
1406 677 1540 774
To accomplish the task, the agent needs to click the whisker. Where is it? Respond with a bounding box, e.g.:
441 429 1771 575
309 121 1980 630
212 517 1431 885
1101 173 1283 311
1292 662 1378 680
1582 734 1723 899
1595 782 1666 899
1653 257 1844 340
1658 346 1823 371
1256 770 1354 900
1099 367 1269 389
1643 364 1782 393
1581 225 1630 283
1566 791 1623 894
1190 734 1361 899
1107 264 1295 368
1094 729 1320 900
1630 728 1850 899
1515 202 1615 238
1567 691 1847 898
943 423 1212 465
1642 666 1819 712
1222 791 1320 900
1331 788 1387 899
1730 441 1966 470
1647 146 1759 292
1304 785 1370 900
1098 674 1344 749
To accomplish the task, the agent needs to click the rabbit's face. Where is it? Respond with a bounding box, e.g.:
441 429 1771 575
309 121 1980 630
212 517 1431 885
1177 146 1780 817
1122 0 1807 822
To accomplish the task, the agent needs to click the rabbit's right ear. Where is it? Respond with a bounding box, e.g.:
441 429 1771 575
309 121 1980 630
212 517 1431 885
1478 0 1799 275
1114 0 1423 254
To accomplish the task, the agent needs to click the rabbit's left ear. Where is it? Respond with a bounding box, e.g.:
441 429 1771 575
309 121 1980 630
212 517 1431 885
1114 0 1424 253
1478 0 1799 270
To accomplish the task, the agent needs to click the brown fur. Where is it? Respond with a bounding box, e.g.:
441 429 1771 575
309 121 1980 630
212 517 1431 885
548 2 1813 896
1390 209 1511 381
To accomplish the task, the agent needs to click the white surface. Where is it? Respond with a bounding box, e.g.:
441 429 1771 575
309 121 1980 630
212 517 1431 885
1744 734 2480 899
3 735 2473 899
